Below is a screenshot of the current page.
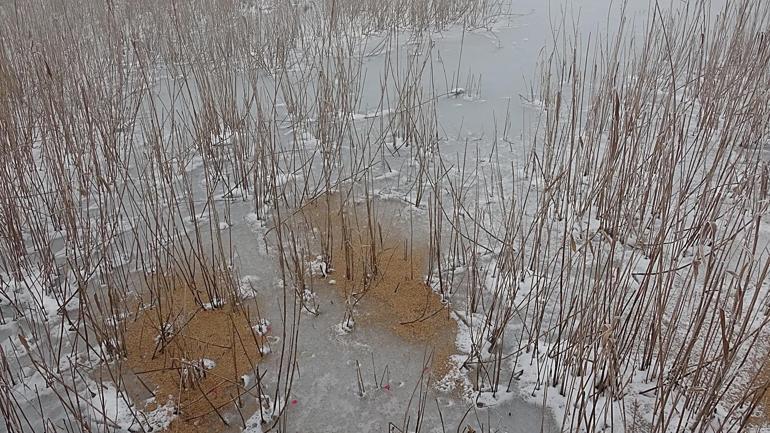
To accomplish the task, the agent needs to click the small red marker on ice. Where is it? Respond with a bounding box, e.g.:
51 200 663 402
291 399 298 406
383 384 391 391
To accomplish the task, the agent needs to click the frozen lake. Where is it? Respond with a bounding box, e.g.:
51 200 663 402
1 0 767 432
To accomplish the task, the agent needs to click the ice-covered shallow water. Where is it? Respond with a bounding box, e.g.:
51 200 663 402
280 285 555 433
227 197 559 432
0 0 745 432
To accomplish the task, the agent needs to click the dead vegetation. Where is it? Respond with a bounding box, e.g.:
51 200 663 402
297 193 458 382
122 270 266 433
2 0 770 432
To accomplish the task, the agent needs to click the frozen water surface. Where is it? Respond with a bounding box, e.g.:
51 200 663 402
0 0 763 432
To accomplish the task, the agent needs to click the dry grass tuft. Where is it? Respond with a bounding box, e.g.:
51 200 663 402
301 193 458 381
123 272 265 432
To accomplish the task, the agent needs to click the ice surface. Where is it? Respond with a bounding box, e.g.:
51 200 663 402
0 0 752 432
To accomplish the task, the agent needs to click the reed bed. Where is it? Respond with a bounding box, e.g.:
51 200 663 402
1 0 770 432
440 1 770 432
